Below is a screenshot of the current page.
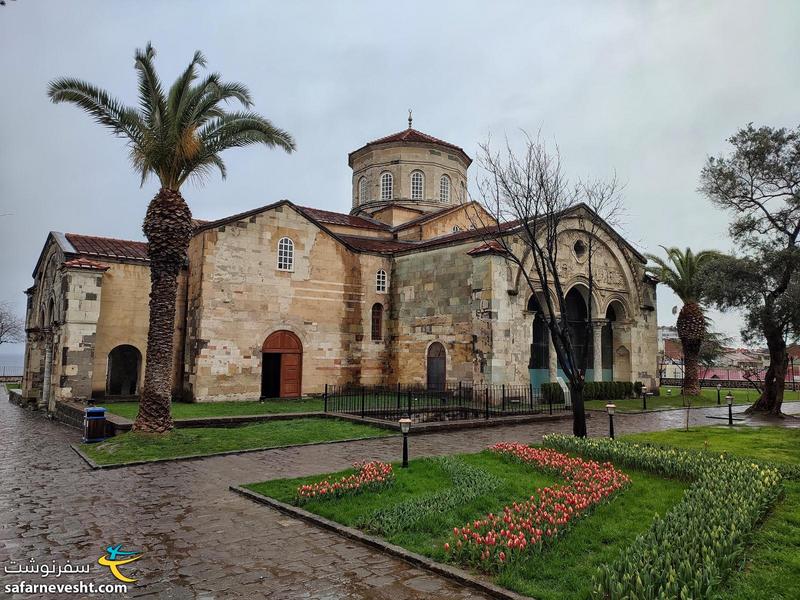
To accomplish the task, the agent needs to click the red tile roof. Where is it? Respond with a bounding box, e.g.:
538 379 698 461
338 235 418 254
297 206 390 231
349 127 472 165
65 233 149 262
467 241 507 256
62 257 110 271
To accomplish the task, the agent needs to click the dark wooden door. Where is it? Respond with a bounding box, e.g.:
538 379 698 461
427 342 446 391
262 330 303 398
280 353 301 397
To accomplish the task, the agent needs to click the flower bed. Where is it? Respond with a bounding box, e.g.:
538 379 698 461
297 461 394 503
358 456 501 535
542 434 782 600
446 443 630 571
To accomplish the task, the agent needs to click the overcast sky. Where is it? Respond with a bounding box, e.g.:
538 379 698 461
2 0 799 360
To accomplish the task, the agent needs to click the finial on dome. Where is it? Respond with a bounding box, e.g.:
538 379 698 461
408 109 413 129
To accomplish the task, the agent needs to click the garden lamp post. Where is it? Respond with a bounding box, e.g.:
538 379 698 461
399 417 412 468
726 393 734 426
641 386 648 410
606 403 616 439
716 383 722 405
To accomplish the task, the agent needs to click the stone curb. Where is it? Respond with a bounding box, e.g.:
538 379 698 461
229 485 534 600
585 404 751 415
69 432 399 471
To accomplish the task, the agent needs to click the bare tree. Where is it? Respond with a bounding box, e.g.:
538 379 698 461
466 133 623 437
0 302 23 346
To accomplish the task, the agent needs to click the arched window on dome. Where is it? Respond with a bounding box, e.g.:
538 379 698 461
380 172 393 200
376 269 387 293
452 225 461 233
410 171 424 200
439 175 451 203
277 237 294 271
358 177 368 204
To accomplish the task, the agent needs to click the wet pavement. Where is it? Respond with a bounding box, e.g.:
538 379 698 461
1 387 797 599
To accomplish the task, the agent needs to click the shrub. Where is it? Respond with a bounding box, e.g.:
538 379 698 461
633 381 643 396
541 382 564 404
358 456 501 534
541 434 782 600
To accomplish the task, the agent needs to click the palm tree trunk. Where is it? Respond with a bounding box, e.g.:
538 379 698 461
681 339 702 396
133 188 193 433
676 302 705 397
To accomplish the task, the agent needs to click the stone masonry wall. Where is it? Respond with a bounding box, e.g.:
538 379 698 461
390 242 483 386
185 205 392 401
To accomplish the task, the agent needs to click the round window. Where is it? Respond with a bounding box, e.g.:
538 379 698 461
573 240 587 257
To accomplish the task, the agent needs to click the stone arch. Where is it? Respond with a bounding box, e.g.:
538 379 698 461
106 344 142 396
261 330 303 398
426 342 446 391
603 297 631 322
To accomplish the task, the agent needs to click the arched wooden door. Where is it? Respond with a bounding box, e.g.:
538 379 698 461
426 342 446 391
262 330 303 398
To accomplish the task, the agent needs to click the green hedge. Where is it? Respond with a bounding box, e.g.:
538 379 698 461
541 381 634 403
542 434 782 599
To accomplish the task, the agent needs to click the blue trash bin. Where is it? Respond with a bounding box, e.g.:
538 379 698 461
83 406 107 443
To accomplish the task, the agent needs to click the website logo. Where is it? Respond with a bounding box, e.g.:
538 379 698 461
97 545 142 583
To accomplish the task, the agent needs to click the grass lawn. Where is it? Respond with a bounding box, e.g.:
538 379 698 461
622 426 800 600
248 451 686 600
4 382 20 390
102 398 325 420
81 417 391 466
584 386 765 412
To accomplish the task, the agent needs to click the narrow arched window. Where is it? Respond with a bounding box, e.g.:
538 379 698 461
371 303 383 341
439 175 451 203
358 177 368 204
277 237 294 271
410 171 424 200
380 172 393 200
376 269 387 293
452 225 461 233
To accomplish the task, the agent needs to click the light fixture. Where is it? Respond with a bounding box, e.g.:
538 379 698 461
399 417 412 467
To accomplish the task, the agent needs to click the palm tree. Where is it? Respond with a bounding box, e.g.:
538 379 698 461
48 43 295 433
646 247 721 396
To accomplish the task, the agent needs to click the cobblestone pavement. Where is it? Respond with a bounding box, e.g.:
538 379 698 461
1 390 798 600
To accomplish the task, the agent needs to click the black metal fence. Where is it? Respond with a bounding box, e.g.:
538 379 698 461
324 383 570 423
661 377 769 389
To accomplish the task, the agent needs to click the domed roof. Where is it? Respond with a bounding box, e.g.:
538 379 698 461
348 126 472 166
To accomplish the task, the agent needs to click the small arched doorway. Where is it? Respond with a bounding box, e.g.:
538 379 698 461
262 330 303 398
107 345 141 396
426 342 446 391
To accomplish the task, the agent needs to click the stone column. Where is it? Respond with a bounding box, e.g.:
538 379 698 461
592 319 606 382
548 333 558 382
41 330 53 411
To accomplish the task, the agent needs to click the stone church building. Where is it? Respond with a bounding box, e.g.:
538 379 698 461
20 123 658 409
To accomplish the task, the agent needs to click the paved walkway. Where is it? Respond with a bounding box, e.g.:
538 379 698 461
1 391 797 600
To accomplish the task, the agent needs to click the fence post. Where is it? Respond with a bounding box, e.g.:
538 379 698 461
458 381 462 406
502 384 506 412
529 383 533 412
407 389 412 417
396 382 401 412
549 391 553 415
324 383 328 413
485 387 489 420
361 386 365 418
